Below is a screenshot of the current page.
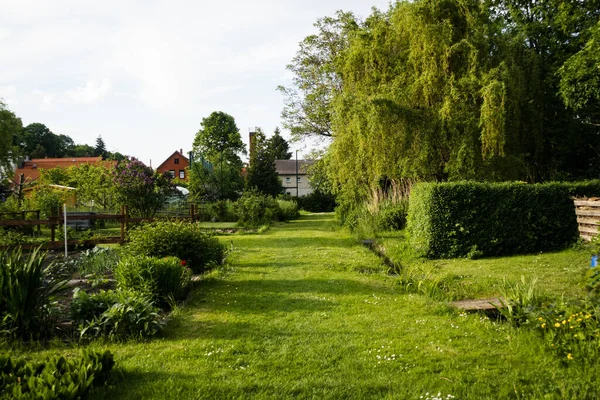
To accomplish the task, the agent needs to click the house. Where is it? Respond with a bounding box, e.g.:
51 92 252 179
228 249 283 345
156 149 189 181
275 159 315 197
13 156 105 184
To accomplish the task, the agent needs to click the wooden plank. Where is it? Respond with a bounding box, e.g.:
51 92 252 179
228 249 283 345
579 226 600 234
0 219 52 226
574 200 600 207
575 209 600 217
581 233 595 242
577 217 600 225
452 297 505 311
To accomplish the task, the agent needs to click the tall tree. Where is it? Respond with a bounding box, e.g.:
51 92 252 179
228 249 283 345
278 11 358 141
190 111 245 200
94 135 107 158
246 129 283 197
21 123 72 158
267 127 292 160
0 101 22 175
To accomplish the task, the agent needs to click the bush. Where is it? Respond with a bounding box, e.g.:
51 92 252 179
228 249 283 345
204 200 237 222
297 191 337 212
114 256 192 305
234 189 280 227
376 201 408 231
125 221 225 274
0 350 114 399
277 199 299 221
0 247 67 339
407 181 585 259
71 289 162 340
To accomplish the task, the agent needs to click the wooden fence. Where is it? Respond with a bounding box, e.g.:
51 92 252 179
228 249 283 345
574 199 600 241
0 204 202 250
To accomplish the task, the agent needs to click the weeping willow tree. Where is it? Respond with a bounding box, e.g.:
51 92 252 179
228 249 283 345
327 0 537 211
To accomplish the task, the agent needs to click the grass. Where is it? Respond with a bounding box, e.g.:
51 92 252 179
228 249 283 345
378 230 590 301
6 214 600 399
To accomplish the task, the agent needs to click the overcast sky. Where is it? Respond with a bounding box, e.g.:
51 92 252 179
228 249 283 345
0 0 391 166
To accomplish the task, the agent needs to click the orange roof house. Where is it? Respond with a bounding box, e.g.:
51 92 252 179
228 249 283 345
156 149 189 181
14 157 105 184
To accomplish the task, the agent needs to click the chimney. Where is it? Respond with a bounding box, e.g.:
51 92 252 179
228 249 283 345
180 148 183 154
249 127 258 164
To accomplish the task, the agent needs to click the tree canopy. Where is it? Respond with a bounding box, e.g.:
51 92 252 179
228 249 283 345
267 128 292 160
190 111 246 201
246 129 283 197
284 0 600 214
0 101 22 175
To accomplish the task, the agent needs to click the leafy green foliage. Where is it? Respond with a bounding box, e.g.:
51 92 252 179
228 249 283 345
234 189 281 227
297 191 336 212
76 247 120 277
0 247 67 339
0 350 114 399
125 221 225 274
114 256 192 305
407 181 594 258
276 199 299 222
112 158 174 217
71 289 162 341
0 101 22 174
267 127 292 160
246 129 283 197
204 200 237 222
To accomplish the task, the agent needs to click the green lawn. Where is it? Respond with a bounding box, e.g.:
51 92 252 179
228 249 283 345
10 213 600 399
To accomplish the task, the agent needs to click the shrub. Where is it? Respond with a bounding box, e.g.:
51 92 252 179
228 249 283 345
205 200 237 222
114 256 192 305
0 350 114 399
277 199 299 221
407 181 583 258
125 221 225 274
376 201 408 231
297 190 337 212
71 289 162 340
0 247 67 339
234 189 280 227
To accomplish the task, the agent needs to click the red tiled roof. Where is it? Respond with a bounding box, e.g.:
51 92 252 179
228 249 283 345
14 157 105 184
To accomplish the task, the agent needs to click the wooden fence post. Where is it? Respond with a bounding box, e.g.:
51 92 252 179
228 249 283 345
120 206 125 242
190 203 195 222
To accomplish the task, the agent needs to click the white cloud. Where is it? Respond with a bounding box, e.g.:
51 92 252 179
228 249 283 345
0 85 17 105
66 79 111 104
33 89 56 111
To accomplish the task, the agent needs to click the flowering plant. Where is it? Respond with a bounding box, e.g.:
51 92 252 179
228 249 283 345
112 158 174 217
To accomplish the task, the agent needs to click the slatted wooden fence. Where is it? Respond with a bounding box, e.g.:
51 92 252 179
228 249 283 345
574 199 600 241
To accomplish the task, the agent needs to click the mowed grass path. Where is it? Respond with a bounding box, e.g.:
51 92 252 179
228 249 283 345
87 214 589 399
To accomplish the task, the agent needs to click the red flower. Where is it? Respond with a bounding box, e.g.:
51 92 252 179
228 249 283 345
180 260 187 266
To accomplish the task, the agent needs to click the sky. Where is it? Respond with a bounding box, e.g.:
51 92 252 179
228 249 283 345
0 0 392 166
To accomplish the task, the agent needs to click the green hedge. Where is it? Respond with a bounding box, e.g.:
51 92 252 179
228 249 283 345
407 181 600 259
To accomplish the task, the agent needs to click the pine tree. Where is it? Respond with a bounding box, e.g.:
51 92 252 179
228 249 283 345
94 136 107 159
267 127 292 160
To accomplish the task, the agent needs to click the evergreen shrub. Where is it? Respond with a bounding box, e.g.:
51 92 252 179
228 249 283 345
407 181 596 258
125 221 225 274
277 199 300 221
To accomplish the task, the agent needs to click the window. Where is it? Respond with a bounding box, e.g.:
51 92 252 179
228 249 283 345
297 177 302 183
179 170 185 179
174 158 180 164
286 192 291 196
285 177 291 183
169 170 175 177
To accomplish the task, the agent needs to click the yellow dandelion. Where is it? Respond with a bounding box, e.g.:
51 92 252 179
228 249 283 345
577 318 582 322
541 323 546 329
567 353 573 360
562 320 567 325
538 317 543 321
555 322 561 328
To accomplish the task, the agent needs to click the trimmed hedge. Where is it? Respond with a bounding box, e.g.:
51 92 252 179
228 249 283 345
407 181 600 259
